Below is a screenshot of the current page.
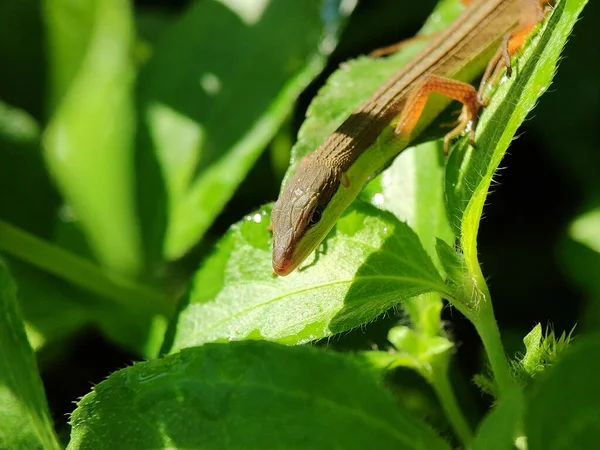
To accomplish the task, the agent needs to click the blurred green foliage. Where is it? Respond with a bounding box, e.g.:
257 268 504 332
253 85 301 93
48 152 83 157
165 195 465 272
0 0 598 448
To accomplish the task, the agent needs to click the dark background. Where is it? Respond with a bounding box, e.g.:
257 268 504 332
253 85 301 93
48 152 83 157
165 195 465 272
1 0 598 440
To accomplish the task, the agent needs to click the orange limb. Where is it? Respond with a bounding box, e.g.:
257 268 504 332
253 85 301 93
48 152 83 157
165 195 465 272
395 74 482 155
478 0 550 102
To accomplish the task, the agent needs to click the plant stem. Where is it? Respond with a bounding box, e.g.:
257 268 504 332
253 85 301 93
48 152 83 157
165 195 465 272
0 220 174 317
468 265 515 397
430 368 473 448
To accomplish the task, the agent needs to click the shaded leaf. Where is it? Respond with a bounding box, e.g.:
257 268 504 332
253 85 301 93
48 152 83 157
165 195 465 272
473 389 524 450
526 336 600 450
69 341 451 450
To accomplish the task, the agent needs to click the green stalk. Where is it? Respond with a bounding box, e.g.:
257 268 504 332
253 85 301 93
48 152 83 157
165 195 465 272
430 368 473 448
458 262 515 397
0 220 173 317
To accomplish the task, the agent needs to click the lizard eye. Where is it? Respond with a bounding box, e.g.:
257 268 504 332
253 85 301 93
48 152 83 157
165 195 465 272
308 205 323 227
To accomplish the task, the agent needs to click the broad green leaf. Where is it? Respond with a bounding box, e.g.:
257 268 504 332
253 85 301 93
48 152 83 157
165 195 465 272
526 336 600 450
0 259 60 450
169 202 448 352
136 0 357 262
44 0 142 277
473 389 524 450
68 341 451 450
445 0 589 273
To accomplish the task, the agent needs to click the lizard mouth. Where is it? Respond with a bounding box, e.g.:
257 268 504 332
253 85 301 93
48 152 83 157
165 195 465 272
272 248 295 276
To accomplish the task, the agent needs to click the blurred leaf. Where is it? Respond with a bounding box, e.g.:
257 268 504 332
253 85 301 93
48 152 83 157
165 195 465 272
0 100 59 237
0 259 60 450
68 341 451 450
7 255 165 359
136 0 357 262
387 324 453 382
43 0 95 111
526 335 600 450
44 0 142 277
168 202 448 352
134 8 175 65
445 0 589 273
561 206 600 330
569 208 600 255
6 258 93 352
472 388 524 450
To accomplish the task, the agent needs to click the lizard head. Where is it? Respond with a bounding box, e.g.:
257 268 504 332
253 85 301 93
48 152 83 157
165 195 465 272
270 162 341 276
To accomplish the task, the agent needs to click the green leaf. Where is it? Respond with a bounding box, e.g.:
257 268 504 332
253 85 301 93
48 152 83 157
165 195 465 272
519 324 544 376
473 389 525 450
526 336 600 450
169 202 448 352
0 259 60 450
367 143 453 342
68 341 451 450
513 323 574 382
445 0 589 272
136 0 356 262
44 0 142 277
